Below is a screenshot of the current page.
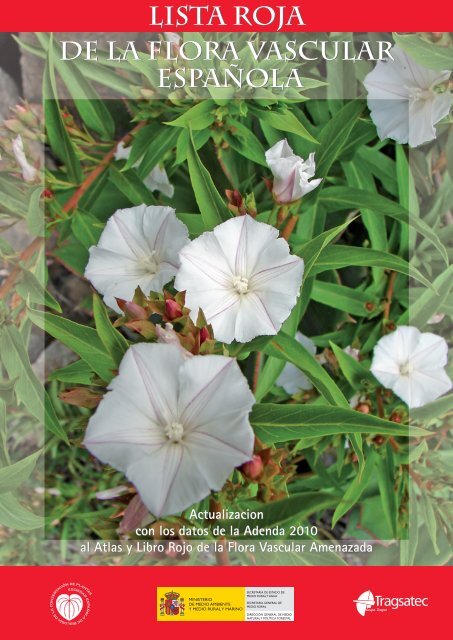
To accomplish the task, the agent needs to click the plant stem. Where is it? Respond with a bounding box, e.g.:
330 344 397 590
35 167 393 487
383 270 397 322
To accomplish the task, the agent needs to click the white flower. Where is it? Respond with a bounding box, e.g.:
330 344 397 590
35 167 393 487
12 135 37 182
115 141 174 198
84 343 255 517
175 214 304 344
363 46 453 148
85 205 189 312
277 332 316 394
265 139 322 203
370 326 452 408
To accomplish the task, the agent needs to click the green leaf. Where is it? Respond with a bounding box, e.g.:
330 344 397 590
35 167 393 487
376 445 397 537
16 269 62 312
53 56 115 140
229 493 338 530
311 245 432 289
332 448 378 526
186 129 231 230
399 265 453 328
26 187 45 237
166 101 215 130
250 404 420 443
0 449 42 494
225 118 267 166
311 281 380 317
42 39 82 184
319 186 448 263
49 359 94 385
393 33 453 71
264 333 350 407
0 493 43 530
109 166 156 206
28 309 116 382
315 100 364 177
294 218 354 278
121 123 160 170
92 294 129 366
138 126 180 178
330 343 376 390
256 106 318 144
71 211 103 250
0 325 67 442
410 393 453 422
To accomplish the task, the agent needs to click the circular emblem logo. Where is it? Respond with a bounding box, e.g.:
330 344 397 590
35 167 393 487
50 583 91 625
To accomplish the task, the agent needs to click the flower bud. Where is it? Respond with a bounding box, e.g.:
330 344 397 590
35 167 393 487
265 139 321 204
240 455 264 481
165 298 182 320
199 326 210 344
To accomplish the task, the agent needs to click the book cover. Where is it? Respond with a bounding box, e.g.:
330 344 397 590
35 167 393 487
0 2 451 635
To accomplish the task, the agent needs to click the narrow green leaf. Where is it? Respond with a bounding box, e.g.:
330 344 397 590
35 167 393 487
393 33 453 71
264 333 350 407
93 294 129 366
28 309 116 382
43 39 82 184
330 343 376 390
256 107 318 144
166 101 215 130
186 129 231 230
49 359 94 385
399 265 453 328
311 281 380 317
332 449 378 526
250 404 419 444
0 493 43 530
320 186 448 263
0 325 67 442
311 245 432 289
0 449 42 494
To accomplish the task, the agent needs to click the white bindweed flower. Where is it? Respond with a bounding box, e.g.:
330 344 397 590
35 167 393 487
277 332 316 394
84 343 255 517
363 46 453 147
175 214 304 344
85 205 189 312
115 141 174 198
370 326 452 408
265 139 322 203
12 135 37 182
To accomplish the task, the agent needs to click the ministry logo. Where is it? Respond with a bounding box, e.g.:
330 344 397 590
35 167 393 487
50 583 92 625
354 590 375 616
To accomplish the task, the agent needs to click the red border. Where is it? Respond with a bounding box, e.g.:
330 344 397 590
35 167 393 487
0 566 449 637
1 0 452 31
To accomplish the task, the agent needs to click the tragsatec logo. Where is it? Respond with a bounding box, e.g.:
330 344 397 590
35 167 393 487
50 582 92 625
354 589 429 616
354 590 375 616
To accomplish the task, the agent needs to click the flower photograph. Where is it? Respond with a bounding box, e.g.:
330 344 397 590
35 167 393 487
0 31 451 567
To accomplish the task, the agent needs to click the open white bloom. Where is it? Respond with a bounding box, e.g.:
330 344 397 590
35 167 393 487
85 205 189 312
12 135 37 182
370 326 452 408
265 139 322 203
363 46 453 148
175 214 304 344
84 343 255 517
277 332 316 394
115 141 174 198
